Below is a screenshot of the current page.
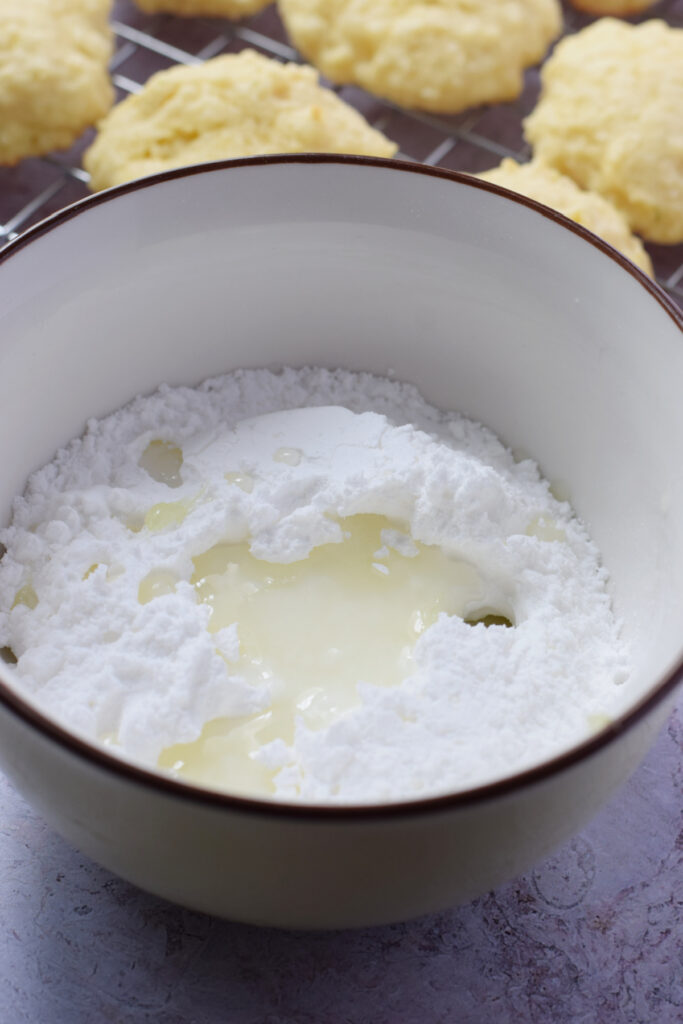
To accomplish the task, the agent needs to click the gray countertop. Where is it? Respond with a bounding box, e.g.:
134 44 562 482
1 699 681 1024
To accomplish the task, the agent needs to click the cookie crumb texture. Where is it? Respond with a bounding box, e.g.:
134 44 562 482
0 0 113 166
133 0 271 18
83 50 397 190
0 368 629 804
477 158 653 276
524 19 683 245
278 0 562 114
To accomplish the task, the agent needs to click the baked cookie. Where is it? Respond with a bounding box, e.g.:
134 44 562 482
133 0 270 18
524 19 683 244
278 0 562 114
83 50 397 190
567 0 657 15
478 159 653 276
0 0 114 165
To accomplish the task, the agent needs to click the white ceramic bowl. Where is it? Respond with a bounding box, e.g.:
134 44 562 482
0 157 680 928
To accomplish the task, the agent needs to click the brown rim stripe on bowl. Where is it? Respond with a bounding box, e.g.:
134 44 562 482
0 155 681 823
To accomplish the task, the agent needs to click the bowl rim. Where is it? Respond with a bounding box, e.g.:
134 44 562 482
0 153 681 822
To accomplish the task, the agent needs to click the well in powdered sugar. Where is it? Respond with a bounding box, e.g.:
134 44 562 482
0 368 629 803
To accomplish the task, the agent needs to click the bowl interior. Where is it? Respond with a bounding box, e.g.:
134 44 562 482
0 158 681 733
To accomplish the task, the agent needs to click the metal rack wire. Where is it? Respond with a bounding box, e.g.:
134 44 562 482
1 0 681 303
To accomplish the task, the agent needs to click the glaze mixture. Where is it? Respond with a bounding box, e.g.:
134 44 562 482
0 368 629 802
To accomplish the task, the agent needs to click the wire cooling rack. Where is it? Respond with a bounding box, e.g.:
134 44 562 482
1 0 682 304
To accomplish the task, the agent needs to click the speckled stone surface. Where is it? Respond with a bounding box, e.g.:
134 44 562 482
1 701 681 1024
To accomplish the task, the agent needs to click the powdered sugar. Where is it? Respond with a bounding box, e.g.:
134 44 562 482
0 368 629 802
